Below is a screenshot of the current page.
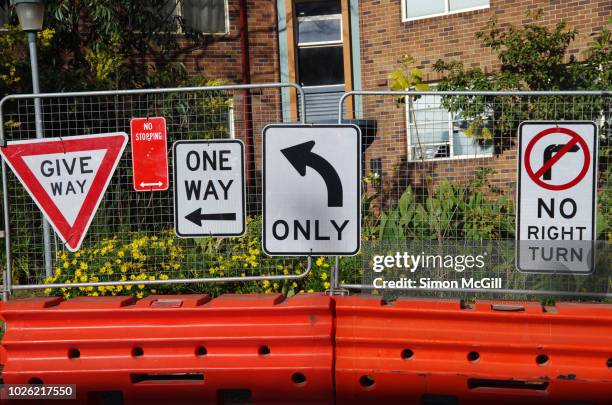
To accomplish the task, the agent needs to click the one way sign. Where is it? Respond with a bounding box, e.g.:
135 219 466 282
263 125 361 256
173 140 245 237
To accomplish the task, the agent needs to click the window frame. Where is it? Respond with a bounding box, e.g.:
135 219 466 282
401 0 489 23
295 1 345 88
173 0 230 36
405 94 493 162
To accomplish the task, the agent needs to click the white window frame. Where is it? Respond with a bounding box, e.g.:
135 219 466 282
297 14 343 47
172 0 230 35
401 0 489 23
405 94 493 162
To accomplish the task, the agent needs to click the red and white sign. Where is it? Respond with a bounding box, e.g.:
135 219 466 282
0 133 128 252
517 121 597 273
130 117 169 191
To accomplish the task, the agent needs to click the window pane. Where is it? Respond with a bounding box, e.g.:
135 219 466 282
183 0 227 33
449 0 489 12
405 0 446 19
410 124 449 145
453 131 493 156
296 0 341 17
298 46 344 86
0 5 9 26
298 17 341 44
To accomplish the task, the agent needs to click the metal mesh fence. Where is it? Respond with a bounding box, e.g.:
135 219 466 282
338 91 611 299
0 84 311 292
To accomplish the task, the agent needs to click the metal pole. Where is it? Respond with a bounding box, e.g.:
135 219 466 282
27 31 53 278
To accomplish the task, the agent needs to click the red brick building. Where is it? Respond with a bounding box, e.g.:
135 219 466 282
150 0 609 193
2 0 609 191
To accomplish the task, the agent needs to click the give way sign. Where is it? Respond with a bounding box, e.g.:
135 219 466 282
0 133 128 252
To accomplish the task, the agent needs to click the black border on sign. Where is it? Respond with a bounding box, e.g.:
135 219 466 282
516 121 598 274
262 124 362 257
172 139 246 238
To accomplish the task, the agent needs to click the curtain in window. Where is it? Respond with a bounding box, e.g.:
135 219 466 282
183 0 227 33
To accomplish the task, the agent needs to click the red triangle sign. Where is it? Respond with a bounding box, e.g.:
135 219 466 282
0 133 128 252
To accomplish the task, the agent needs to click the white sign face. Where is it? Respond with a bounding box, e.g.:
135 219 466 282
517 121 598 273
173 140 245 237
263 124 361 256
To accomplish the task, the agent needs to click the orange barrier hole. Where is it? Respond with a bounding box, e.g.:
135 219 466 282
131 347 144 357
28 377 43 385
68 348 80 359
292 372 307 386
467 351 480 363
258 345 271 356
195 346 207 357
536 354 549 366
401 348 414 360
607 358 611 369
360 375 375 389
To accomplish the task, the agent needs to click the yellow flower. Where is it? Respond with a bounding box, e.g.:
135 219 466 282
74 269 82 278
307 289 314 293
118 251 125 258
62 261 69 269
263 280 270 288
324 282 330 289
136 291 144 299
321 272 328 281
316 257 325 266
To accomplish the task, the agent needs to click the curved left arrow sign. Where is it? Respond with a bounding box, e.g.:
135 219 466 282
281 140 343 207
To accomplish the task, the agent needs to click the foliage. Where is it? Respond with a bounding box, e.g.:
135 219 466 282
373 168 514 241
388 54 430 94
432 12 611 142
44 217 342 298
0 0 210 92
0 24 55 97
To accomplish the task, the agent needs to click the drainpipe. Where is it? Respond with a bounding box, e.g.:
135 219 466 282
239 0 255 194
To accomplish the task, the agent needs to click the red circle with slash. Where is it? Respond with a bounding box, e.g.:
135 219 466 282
524 127 590 191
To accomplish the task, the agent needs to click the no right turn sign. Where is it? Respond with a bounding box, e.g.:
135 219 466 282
517 121 598 273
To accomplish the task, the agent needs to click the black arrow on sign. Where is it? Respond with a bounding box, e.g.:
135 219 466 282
185 208 236 226
281 140 343 207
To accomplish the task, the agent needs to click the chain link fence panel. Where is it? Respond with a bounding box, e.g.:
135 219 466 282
338 90 611 299
1 83 313 295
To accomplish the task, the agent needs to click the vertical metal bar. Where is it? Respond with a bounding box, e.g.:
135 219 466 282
2 161 10 301
27 32 53 278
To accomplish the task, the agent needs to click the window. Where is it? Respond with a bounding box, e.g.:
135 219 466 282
402 0 489 21
165 0 228 34
406 95 493 161
0 4 10 27
296 0 344 87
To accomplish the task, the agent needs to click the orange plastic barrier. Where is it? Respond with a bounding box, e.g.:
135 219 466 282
0 294 334 404
334 296 612 405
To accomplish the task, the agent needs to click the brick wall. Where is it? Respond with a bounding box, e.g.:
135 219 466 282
164 0 283 181
357 0 611 200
